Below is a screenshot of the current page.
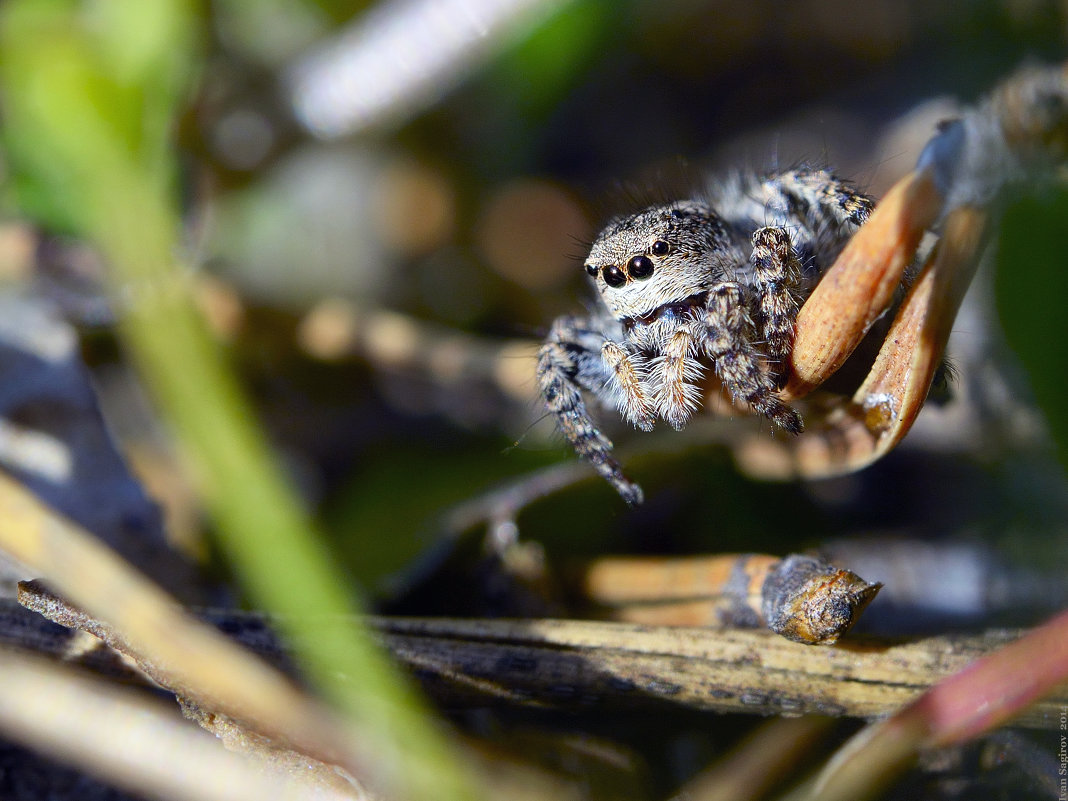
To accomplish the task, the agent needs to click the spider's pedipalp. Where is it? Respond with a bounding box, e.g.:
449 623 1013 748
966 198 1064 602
651 327 704 430
601 340 656 431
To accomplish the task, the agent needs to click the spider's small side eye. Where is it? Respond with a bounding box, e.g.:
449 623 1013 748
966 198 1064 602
584 263 598 276
628 255 655 279
650 240 670 256
602 265 627 287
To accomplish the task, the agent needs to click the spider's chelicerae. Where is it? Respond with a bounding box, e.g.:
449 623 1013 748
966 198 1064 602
537 168 873 504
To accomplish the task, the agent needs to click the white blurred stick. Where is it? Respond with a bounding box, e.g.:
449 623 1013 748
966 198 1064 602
289 0 570 137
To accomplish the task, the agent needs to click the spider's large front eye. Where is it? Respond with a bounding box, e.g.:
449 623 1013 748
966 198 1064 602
628 255 654 280
651 240 670 256
602 264 627 287
584 263 598 276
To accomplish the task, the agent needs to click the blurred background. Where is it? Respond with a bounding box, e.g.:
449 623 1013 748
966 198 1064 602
2 0 1068 797
139 0 1068 585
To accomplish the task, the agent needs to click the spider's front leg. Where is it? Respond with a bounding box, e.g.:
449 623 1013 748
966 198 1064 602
696 282 803 433
537 316 644 505
750 226 804 385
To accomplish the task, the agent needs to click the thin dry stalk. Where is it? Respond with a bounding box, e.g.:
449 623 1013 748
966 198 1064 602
671 716 835 801
0 646 363 801
0 471 364 775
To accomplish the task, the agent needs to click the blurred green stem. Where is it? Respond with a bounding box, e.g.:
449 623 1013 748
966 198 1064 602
0 2 479 799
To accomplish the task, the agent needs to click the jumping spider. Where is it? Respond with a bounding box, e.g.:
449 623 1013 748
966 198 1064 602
537 169 873 504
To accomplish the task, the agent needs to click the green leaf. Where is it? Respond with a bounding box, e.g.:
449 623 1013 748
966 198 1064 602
995 187 1068 468
0 2 481 798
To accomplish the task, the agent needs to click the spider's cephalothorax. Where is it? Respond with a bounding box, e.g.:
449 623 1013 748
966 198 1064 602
537 168 873 504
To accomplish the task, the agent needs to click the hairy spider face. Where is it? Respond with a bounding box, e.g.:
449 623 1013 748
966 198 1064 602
585 203 732 321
